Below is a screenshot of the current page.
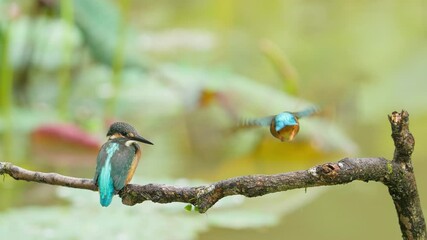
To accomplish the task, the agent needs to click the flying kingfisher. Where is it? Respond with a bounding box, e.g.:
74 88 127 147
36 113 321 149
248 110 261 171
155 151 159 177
240 107 318 142
94 122 153 207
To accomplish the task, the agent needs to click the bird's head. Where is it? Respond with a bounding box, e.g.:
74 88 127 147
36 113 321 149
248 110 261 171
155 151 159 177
107 122 153 145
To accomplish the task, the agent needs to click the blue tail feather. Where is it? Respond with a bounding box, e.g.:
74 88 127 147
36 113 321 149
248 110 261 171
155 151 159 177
97 142 120 207
98 164 114 207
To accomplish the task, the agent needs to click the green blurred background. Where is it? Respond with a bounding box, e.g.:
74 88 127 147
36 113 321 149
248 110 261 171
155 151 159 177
1 0 426 239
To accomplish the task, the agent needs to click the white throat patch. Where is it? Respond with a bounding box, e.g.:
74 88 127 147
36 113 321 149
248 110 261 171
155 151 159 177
125 140 137 147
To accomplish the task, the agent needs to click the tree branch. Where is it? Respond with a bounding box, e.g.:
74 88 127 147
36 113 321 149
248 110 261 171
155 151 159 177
119 157 391 211
0 157 392 210
386 111 425 240
0 110 425 239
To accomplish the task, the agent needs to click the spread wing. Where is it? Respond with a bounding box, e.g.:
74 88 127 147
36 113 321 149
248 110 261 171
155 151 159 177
239 115 275 128
293 106 318 119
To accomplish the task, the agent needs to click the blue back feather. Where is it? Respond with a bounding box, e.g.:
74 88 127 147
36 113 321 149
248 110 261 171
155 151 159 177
275 112 298 132
98 142 119 207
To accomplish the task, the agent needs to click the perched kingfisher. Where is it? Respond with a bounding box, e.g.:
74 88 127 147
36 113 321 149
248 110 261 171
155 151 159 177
240 107 318 142
94 122 153 207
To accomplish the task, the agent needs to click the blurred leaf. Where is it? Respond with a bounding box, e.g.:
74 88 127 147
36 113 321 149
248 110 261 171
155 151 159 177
260 39 299 96
8 16 82 70
30 123 101 170
72 0 119 66
72 0 140 68
0 109 59 162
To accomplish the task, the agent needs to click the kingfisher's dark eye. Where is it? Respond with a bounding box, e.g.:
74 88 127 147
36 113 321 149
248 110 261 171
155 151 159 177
121 132 127 136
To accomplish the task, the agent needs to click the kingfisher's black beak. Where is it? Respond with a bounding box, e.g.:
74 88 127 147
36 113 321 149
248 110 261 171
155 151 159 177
131 134 154 145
